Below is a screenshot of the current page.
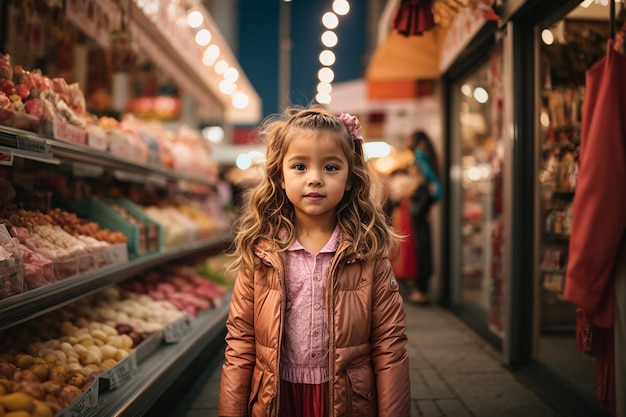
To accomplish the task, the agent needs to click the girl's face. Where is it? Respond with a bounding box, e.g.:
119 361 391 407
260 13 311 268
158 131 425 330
281 130 351 226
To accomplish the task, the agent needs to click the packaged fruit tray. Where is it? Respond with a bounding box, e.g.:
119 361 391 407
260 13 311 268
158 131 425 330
57 375 99 417
58 198 152 260
98 330 163 392
100 198 163 255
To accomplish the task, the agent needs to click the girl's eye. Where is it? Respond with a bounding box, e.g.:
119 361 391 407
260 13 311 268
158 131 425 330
293 163 306 171
325 165 338 172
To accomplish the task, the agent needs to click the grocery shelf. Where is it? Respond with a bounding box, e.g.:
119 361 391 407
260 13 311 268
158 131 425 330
0 124 216 186
0 231 233 330
96 298 230 417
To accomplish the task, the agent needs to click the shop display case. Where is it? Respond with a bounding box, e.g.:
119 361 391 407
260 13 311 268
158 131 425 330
533 12 611 404
450 41 505 339
0 123 233 416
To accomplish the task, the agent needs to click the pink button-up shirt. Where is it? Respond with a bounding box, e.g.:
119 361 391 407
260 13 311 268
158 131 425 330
280 226 341 384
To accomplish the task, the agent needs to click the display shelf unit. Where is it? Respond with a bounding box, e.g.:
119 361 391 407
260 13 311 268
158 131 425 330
0 122 234 416
97 298 229 417
0 124 216 186
0 232 232 331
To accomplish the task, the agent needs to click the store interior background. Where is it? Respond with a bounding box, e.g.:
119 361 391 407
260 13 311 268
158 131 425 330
0 0 623 416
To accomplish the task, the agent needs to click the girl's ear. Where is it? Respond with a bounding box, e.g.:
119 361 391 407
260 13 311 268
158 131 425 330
345 181 352 191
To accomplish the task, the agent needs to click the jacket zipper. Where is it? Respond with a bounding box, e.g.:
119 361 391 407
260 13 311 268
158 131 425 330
275 262 284 417
326 245 351 417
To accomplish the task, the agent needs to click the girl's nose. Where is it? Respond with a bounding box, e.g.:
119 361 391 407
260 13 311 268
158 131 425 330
308 175 322 186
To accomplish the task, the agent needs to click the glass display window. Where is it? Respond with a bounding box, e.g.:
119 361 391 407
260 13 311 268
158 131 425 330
450 41 505 338
534 2 613 406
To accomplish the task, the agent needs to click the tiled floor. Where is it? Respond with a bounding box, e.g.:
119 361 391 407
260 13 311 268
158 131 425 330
169 299 565 417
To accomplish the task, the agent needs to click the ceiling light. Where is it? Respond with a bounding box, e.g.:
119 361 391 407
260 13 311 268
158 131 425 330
333 0 350 16
187 10 204 28
322 12 339 29
321 31 338 47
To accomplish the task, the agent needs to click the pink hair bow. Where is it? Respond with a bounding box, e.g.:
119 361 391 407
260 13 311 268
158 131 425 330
339 113 364 142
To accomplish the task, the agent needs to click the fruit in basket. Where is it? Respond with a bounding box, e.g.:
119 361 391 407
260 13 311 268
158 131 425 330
31 399 53 417
0 392 35 412
26 365 48 383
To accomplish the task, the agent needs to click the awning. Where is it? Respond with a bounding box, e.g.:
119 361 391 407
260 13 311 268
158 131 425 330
365 25 447 81
365 25 447 100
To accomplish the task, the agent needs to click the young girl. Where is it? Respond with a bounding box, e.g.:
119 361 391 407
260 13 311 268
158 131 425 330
218 106 410 417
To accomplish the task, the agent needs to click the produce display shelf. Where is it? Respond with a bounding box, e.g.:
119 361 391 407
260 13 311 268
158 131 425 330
96 298 230 416
0 231 233 330
0 124 216 186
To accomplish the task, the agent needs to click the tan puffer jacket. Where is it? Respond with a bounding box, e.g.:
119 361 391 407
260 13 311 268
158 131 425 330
218 240 410 417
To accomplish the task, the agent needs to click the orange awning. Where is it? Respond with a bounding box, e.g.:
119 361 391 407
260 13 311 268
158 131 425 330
365 25 447 82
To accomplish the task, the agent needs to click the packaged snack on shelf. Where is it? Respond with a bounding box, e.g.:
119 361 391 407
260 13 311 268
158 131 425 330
76 252 96 275
40 118 87 145
17 242 55 290
52 256 79 281
103 198 163 254
0 258 23 299
0 224 24 298
86 123 108 150
58 198 139 259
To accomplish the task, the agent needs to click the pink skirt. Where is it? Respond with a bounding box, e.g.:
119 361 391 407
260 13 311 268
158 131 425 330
280 380 328 417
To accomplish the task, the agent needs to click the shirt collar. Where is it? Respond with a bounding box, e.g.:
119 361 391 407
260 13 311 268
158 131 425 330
288 224 341 253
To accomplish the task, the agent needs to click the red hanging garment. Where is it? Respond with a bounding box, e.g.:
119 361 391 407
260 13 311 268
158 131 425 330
564 39 626 416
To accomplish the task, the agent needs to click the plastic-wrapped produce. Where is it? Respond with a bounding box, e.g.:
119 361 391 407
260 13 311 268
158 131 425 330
0 225 23 298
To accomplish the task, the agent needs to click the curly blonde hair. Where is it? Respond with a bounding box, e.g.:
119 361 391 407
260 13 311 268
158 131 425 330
230 105 399 275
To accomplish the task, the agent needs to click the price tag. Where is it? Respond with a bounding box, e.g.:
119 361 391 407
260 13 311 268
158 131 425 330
107 351 138 390
15 134 49 153
163 314 191 343
53 120 86 144
105 243 129 265
64 378 99 417
0 151 13 166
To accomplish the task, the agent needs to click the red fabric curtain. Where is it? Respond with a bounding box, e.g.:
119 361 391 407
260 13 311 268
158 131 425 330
392 0 435 36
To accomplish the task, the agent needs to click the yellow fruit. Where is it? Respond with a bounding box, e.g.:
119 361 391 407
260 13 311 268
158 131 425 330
13 355 35 370
4 411 32 417
31 400 52 417
0 392 35 412
0 380 11 393
27 365 48 383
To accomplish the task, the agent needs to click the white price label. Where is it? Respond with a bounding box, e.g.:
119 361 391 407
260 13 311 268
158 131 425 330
163 314 191 343
0 151 14 165
107 352 138 390
64 378 99 417
105 243 129 265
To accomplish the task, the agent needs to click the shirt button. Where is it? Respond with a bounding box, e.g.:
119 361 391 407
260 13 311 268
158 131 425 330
314 303 320 309
311 353 317 358
313 330 320 337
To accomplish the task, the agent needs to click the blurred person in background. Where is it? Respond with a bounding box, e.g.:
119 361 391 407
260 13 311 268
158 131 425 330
405 130 441 305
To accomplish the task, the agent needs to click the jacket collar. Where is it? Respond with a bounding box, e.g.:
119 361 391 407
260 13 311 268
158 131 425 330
253 228 361 267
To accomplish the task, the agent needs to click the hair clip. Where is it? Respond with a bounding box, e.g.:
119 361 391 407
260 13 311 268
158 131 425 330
339 113 364 142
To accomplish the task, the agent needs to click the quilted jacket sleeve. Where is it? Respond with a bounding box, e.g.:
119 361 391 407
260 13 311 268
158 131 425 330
370 258 411 417
218 269 256 416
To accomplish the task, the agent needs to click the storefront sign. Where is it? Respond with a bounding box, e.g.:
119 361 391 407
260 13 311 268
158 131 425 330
439 7 488 73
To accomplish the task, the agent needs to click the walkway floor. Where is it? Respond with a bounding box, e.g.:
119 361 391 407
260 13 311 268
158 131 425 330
169 300 562 417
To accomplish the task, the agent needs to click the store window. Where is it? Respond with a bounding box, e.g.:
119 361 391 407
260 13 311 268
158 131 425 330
450 42 505 338
535 2 612 405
